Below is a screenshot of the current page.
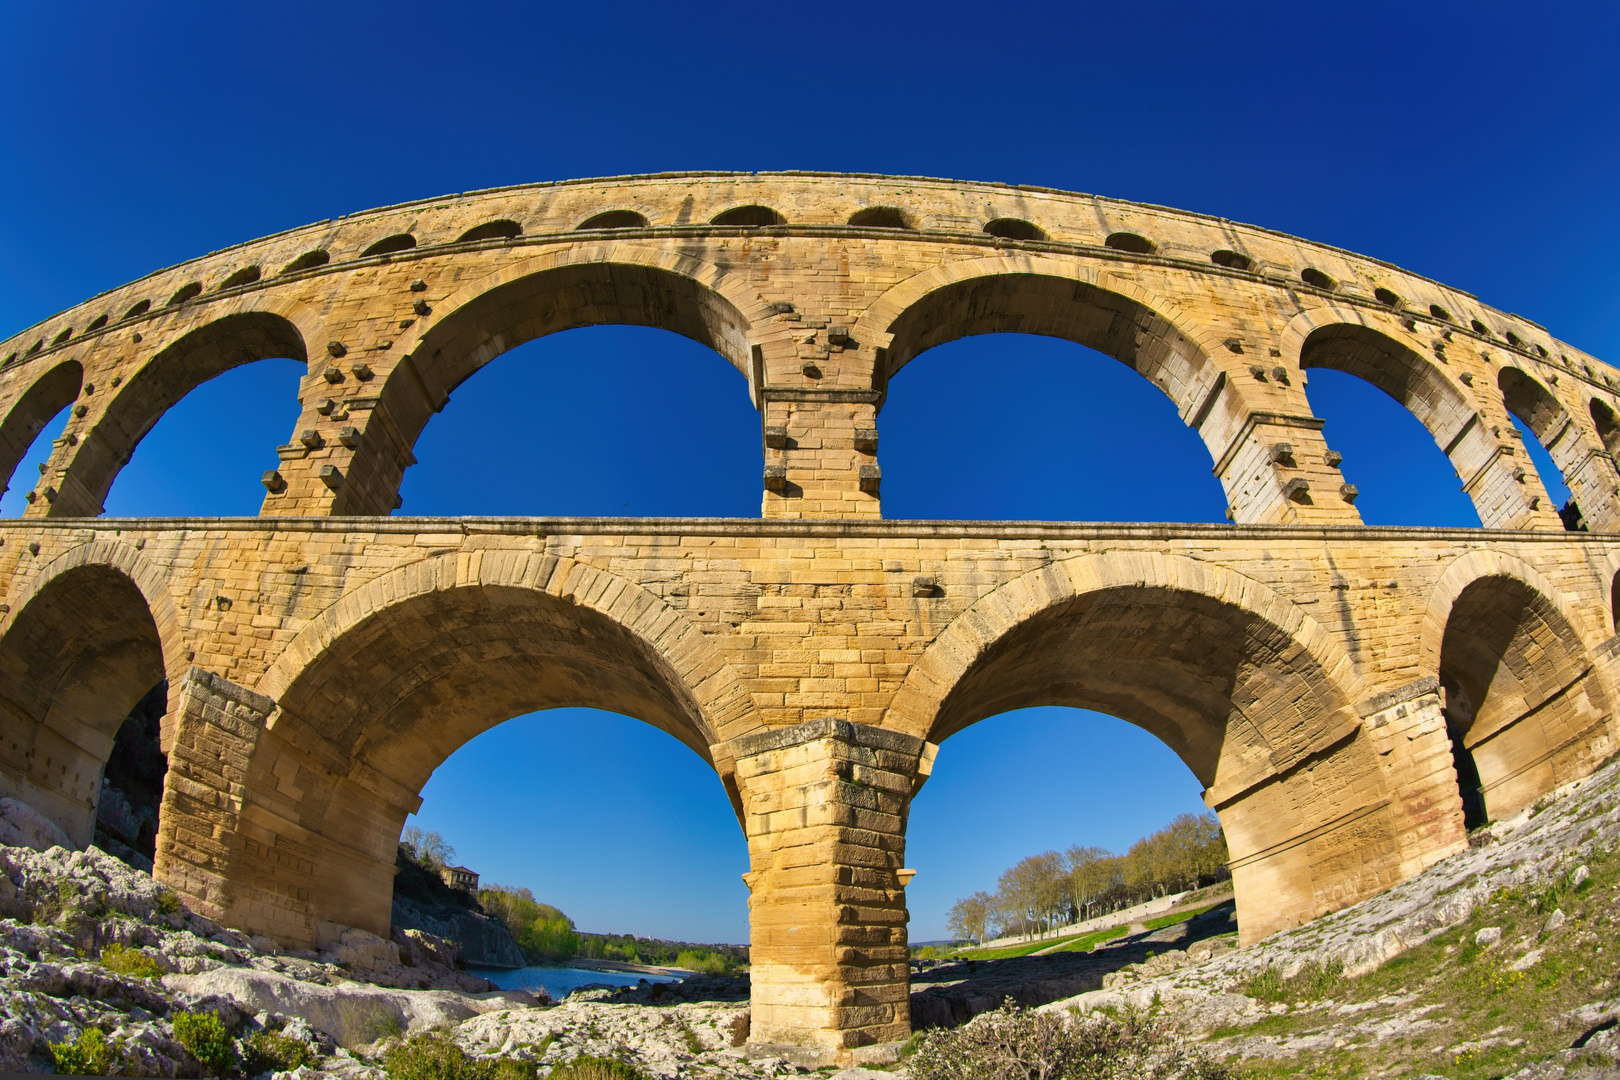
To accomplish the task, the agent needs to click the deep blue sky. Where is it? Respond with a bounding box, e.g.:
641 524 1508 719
1 1 1616 943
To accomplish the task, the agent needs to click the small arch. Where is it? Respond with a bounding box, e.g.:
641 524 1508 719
577 210 648 231
710 205 784 227
85 314 108 333
167 282 202 306
1471 318 1492 336
1210 249 1252 270
1535 344 1549 358
848 206 914 230
218 266 261 291
361 233 417 258
51 328 73 346
1301 267 1336 291
983 218 1046 241
1591 399 1620 455
2 354 15 367
1104 231 1155 255
1506 330 1524 348
455 220 523 244
123 299 151 320
26 340 42 356
1430 304 1453 321
0 359 83 500
1374 287 1402 308
280 249 330 275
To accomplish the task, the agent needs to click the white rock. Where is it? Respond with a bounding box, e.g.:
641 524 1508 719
1474 926 1503 947
1545 908 1567 932
1510 948 1544 971
163 967 534 1047
0 798 71 853
1573 864 1591 887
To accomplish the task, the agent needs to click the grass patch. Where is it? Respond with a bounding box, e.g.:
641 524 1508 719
1045 926 1130 953
1142 902 1225 931
99 942 164 979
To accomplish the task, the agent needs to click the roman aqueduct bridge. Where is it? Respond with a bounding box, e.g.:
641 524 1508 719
2 172 1620 1057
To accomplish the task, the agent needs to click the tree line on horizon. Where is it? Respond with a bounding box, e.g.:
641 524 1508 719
399 826 744 973
945 812 1229 944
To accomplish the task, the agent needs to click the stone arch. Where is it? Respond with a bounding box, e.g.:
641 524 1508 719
0 358 82 503
854 256 1225 421
176 553 759 945
339 245 772 515
0 542 187 847
40 310 309 517
1286 308 1547 529
1495 364 1610 527
1423 549 1613 822
886 553 1398 943
1590 398 1620 456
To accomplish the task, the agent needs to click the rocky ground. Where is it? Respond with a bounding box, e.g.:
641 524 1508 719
5 757 1620 1077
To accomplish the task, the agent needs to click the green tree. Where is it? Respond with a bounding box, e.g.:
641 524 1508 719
401 826 455 870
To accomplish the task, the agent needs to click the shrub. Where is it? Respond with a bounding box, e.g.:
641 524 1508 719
381 1032 541 1080
50 1027 117 1076
1241 959 1343 1003
155 888 182 915
242 1030 318 1075
100 942 165 979
908 999 1239 1080
675 948 733 975
172 1010 236 1076
550 1056 647 1080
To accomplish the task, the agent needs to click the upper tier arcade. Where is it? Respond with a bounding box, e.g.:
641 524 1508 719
3 172 1616 528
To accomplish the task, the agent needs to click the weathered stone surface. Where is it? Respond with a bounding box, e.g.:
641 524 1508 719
3 171 1620 1055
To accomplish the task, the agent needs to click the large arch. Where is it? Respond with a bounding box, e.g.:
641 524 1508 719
1291 313 1558 530
860 259 1221 424
0 552 178 847
336 249 766 515
163 554 758 945
0 359 81 506
42 311 308 517
1497 365 1620 531
884 554 1448 943
1424 551 1614 821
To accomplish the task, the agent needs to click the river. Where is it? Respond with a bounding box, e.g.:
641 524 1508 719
471 964 683 999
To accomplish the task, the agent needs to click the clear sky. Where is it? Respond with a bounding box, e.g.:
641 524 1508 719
1 1 1616 944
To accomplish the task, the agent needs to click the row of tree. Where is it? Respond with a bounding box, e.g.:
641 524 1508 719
946 813 1229 944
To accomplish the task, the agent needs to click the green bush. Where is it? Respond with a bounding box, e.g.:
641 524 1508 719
242 1030 318 1075
100 942 165 979
50 1027 117 1076
155 888 182 915
675 948 733 975
549 1056 647 1080
385 1032 508 1080
172 1010 237 1076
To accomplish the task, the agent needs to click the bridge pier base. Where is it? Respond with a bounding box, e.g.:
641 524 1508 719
728 719 926 1058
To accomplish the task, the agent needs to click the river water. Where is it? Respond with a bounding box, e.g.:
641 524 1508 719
471 965 683 999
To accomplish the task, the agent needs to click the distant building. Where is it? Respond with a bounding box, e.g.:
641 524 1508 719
441 865 479 892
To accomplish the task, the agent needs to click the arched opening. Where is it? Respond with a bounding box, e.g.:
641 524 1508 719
910 574 1373 948
1374 287 1403 308
1437 574 1609 823
983 218 1045 241
361 233 417 258
848 206 913 229
876 272 1226 521
1591 399 1620 455
1497 367 1577 526
1104 231 1155 254
0 359 81 513
1300 324 1490 526
0 565 166 850
218 265 261 290
52 327 73 346
1210 250 1252 271
1301 268 1336 291
280 249 329 275
350 261 756 515
57 311 307 517
398 325 757 515
577 210 648 231
1430 304 1453 322
403 707 749 982
211 581 740 948
85 314 108 333
456 220 522 244
123 299 151 320
167 282 202 306
710 205 784 227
